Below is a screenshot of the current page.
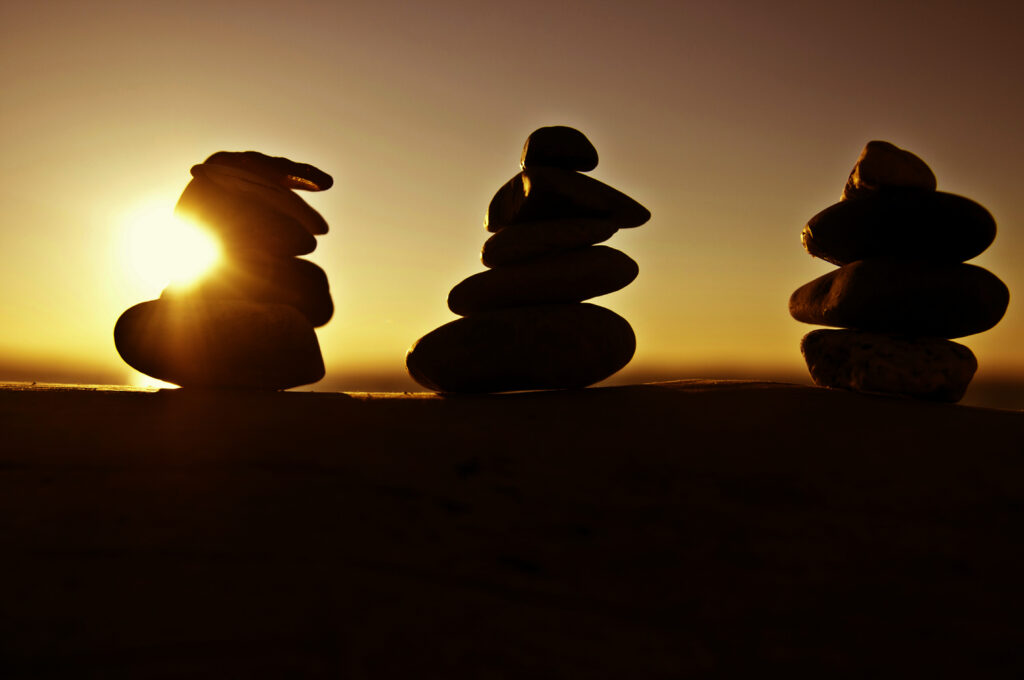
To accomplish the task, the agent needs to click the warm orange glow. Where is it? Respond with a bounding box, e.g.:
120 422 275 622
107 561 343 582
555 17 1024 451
121 201 221 291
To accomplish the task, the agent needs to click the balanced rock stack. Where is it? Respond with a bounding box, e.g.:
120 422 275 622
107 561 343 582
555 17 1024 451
790 141 1009 401
406 126 650 393
114 151 334 389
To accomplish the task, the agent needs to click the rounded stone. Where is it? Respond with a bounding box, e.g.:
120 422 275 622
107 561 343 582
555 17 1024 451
406 303 636 393
789 258 1009 338
192 163 330 235
801 329 977 402
162 256 333 327
114 299 325 389
203 150 333 191
448 246 638 316
485 167 650 232
842 140 936 200
801 191 996 265
175 175 318 257
481 218 619 268
520 126 599 172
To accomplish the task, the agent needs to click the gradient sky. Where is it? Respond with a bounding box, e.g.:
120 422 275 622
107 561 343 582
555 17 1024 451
2 0 1022 391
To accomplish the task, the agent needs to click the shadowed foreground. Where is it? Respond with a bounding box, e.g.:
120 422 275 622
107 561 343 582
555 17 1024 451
1 380 1022 677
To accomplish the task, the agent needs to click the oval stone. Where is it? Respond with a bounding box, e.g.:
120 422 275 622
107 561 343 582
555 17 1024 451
203 150 333 191
176 176 318 257
162 256 333 327
801 191 996 265
789 259 1009 338
485 167 650 232
114 299 325 389
801 329 977 402
520 126 599 172
406 303 636 393
192 163 329 235
481 218 619 268
449 246 638 316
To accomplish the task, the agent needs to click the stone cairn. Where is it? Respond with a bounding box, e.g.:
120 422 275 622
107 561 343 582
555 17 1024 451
789 141 1009 401
115 151 334 389
406 126 650 393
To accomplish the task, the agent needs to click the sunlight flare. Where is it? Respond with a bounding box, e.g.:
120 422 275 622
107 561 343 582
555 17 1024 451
121 200 221 290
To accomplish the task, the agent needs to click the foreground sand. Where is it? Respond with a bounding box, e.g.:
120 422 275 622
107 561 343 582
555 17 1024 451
2 380 1022 677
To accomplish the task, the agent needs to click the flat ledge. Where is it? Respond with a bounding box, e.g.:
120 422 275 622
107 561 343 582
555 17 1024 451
2 380 1022 676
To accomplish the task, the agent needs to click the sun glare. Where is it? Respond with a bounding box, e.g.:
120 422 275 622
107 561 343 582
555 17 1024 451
121 201 221 291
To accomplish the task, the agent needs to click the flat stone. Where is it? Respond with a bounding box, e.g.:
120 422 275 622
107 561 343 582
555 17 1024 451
801 329 977 402
192 163 330 235
485 167 650 232
175 175 318 257
448 246 638 315
162 256 333 327
481 218 619 268
203 150 333 191
789 258 1009 338
842 141 936 200
520 126 599 171
406 303 636 393
801 191 996 265
114 299 324 389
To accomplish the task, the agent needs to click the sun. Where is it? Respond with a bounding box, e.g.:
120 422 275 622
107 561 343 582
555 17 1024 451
121 199 222 291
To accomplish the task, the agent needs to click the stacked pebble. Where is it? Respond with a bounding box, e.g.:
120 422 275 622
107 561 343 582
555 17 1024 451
115 151 334 389
789 141 1009 401
406 126 650 393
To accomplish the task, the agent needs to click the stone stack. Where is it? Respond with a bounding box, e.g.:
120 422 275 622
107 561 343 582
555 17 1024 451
114 151 334 389
790 141 1009 401
406 126 649 393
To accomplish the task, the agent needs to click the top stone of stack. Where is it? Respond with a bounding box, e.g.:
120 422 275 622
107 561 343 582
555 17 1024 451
520 126 599 172
841 140 936 200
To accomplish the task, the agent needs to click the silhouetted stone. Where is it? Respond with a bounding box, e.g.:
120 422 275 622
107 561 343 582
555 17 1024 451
117 151 334 389
842 140 936 200
409 126 645 394
204 150 333 192
114 299 324 389
801 329 977 402
448 246 638 315
520 126 599 172
481 218 618 268
789 258 1008 338
792 141 1009 403
176 174 318 257
192 163 330 235
485 167 650 232
801 191 995 265
406 304 635 393
162 256 333 327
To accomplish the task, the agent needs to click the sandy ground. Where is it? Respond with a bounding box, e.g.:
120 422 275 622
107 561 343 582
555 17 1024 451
1 380 1023 677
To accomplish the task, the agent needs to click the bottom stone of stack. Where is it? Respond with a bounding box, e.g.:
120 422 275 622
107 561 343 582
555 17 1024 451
801 329 977 402
114 299 325 390
406 303 635 393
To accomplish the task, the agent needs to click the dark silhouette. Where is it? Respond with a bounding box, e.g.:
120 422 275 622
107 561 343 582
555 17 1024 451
114 151 334 389
406 126 650 393
790 141 1008 401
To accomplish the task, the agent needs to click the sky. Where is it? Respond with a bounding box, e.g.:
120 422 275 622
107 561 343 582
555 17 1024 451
1 0 1022 395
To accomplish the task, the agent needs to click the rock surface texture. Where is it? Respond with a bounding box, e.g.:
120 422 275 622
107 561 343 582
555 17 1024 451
407 126 649 392
3 381 1023 677
790 141 1008 401
115 151 333 389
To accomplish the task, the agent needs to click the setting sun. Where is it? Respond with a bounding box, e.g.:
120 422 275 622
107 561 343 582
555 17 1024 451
121 200 221 290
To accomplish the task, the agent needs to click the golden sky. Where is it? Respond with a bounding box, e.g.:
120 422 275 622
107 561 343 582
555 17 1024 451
1 0 1022 391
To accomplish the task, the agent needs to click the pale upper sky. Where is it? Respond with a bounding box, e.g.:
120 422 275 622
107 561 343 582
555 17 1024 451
1 0 1022 390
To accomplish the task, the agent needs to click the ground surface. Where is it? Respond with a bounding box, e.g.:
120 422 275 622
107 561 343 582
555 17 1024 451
1 380 1022 677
